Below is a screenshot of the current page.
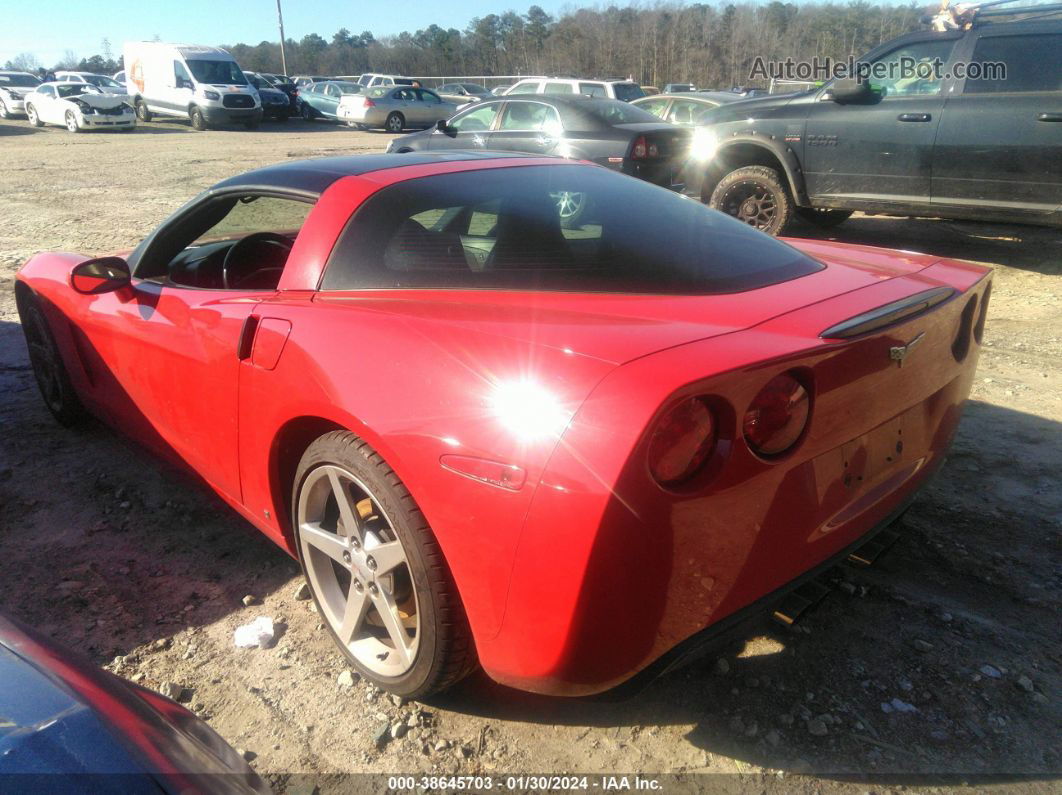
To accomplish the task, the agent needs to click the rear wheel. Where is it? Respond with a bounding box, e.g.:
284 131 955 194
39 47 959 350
65 111 80 133
17 293 85 426
385 112 405 133
709 165 794 236
293 431 477 698
26 104 42 127
189 106 207 131
301 104 314 121
135 99 152 122
796 208 854 229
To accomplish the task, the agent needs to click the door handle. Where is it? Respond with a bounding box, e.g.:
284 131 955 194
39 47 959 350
897 113 932 122
237 314 259 360
1037 112 1062 122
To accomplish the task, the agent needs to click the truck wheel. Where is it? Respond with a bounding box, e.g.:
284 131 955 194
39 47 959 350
796 208 854 229
709 165 794 236
189 106 207 131
385 112 405 133
135 99 152 122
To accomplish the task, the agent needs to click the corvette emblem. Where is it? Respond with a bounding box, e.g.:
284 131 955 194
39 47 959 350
890 332 925 366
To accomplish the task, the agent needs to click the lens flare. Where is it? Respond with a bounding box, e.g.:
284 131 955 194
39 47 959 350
490 380 570 442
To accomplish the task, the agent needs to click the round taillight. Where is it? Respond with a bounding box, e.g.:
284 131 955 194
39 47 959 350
648 397 716 485
743 373 810 457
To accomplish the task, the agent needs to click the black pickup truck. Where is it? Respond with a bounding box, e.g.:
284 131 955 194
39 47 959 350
692 18 1062 234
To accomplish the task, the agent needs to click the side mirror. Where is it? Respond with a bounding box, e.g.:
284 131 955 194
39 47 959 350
826 78 874 104
71 257 131 295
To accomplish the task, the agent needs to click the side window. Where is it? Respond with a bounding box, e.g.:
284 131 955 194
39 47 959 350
965 34 1062 94
499 102 559 131
544 81 575 95
138 195 315 290
450 103 498 132
668 99 706 124
636 98 668 118
869 40 956 98
416 89 440 103
508 81 539 95
395 88 415 101
174 60 192 87
579 82 607 98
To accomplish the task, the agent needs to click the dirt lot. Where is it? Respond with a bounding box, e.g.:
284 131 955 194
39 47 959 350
0 116 1059 793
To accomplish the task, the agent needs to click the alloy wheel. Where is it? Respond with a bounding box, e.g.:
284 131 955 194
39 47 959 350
297 465 419 677
23 305 63 413
0 99 8 119
551 191 586 220
721 181 777 230
65 111 79 133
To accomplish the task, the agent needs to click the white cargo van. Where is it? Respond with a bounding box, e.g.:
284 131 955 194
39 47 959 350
122 42 262 130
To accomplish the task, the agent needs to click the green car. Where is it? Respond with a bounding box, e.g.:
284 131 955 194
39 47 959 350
299 80 362 122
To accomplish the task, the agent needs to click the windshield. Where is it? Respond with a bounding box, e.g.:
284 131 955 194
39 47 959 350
613 83 646 101
56 84 97 98
323 165 822 294
0 73 41 87
186 59 247 86
266 74 292 85
367 87 391 98
83 75 122 88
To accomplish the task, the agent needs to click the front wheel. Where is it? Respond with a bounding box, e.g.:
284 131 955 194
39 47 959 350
708 165 794 236
17 293 85 426
385 112 404 133
293 431 477 698
26 104 42 127
189 106 207 131
301 104 314 121
796 208 854 229
0 98 10 119
135 99 152 122
65 111 80 133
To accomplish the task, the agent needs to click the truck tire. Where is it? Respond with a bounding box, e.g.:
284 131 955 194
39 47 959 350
189 106 207 131
796 208 854 229
135 99 152 122
709 165 794 236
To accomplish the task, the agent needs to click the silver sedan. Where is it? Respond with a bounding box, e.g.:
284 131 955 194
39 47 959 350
338 86 457 133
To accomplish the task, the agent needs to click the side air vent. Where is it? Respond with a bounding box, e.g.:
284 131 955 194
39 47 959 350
820 287 956 340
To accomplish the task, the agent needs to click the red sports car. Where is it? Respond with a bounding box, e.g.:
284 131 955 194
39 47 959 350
15 152 991 698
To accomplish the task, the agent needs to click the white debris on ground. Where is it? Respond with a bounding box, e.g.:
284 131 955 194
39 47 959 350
234 616 275 649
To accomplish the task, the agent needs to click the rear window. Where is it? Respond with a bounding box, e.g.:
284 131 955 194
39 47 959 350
322 165 822 294
581 100 660 125
613 83 645 101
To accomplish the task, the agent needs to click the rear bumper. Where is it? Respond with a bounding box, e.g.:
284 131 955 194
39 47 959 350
476 269 989 697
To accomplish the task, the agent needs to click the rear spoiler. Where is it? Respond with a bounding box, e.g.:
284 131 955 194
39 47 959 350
819 287 956 339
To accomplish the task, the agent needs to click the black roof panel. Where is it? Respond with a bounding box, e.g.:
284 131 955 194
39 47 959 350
211 151 534 197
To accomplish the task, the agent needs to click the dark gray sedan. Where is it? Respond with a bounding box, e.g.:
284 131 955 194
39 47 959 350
386 95 692 194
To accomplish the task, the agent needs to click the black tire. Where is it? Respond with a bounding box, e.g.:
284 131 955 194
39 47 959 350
135 99 152 122
189 106 207 131
0 98 10 119
385 112 404 133
301 103 314 121
26 104 42 127
292 431 477 698
796 207 854 229
708 165 794 236
16 292 86 426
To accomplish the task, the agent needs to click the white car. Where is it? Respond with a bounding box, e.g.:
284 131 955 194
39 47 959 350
504 78 645 102
0 71 42 118
25 83 136 132
54 71 129 97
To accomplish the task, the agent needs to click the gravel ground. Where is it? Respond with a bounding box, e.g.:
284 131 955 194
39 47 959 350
0 116 1059 793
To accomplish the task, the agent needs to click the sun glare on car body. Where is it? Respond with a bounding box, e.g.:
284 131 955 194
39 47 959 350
489 379 571 442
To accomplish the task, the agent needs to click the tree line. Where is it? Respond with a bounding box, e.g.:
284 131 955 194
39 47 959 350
5 2 925 88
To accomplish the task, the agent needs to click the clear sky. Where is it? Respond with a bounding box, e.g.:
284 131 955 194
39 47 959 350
0 0 568 68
